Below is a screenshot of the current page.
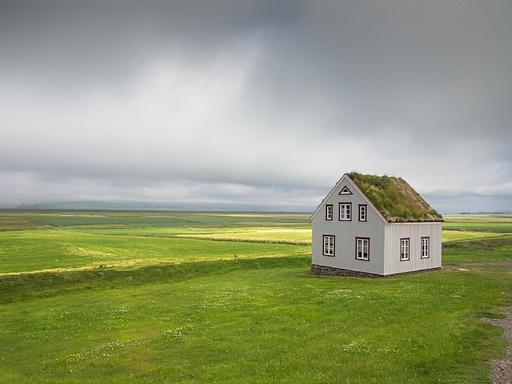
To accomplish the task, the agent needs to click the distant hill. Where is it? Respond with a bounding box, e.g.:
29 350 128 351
14 201 171 211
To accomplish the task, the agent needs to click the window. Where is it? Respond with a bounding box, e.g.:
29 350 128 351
358 204 367 222
339 203 352 221
355 237 370 260
421 237 430 258
400 238 410 261
325 205 333 221
323 235 335 256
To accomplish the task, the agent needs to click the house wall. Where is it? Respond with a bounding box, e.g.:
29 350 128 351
383 222 442 275
311 176 387 275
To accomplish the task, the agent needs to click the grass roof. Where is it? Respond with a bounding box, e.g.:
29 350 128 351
348 172 443 223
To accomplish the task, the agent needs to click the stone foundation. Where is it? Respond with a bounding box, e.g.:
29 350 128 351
310 264 382 278
310 264 442 277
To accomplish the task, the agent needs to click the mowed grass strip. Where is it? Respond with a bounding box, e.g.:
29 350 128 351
0 253 510 384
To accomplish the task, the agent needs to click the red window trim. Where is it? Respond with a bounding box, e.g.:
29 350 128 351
323 235 335 257
358 204 367 222
339 202 352 221
400 238 410 261
325 204 333 221
421 236 430 259
355 237 370 261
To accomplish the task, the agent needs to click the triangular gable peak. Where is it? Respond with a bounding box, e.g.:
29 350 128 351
339 186 352 195
310 173 386 222
347 172 443 223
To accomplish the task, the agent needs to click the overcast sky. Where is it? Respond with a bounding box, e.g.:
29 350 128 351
1 1 511 213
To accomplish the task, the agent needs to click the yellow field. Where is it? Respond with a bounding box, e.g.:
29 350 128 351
176 227 312 243
441 230 507 242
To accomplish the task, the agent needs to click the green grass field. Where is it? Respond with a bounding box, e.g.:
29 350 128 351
0 211 511 383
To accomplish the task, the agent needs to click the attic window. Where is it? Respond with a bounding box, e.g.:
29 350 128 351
339 186 352 195
339 203 352 221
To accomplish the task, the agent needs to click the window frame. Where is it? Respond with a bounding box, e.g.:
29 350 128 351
358 204 367 222
400 238 410 261
355 237 370 261
325 204 333 221
323 235 335 257
339 202 352 221
421 237 430 259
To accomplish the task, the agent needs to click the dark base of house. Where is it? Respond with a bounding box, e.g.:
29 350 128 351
310 264 442 278
310 264 382 278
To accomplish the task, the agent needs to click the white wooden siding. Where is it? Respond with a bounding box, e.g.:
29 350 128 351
383 222 442 275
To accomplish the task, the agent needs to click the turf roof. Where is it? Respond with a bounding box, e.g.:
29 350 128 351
348 172 443 223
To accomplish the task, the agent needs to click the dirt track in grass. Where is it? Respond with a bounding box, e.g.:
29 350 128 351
481 260 512 384
482 307 512 384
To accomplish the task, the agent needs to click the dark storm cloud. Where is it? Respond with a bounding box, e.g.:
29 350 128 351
1 1 511 212
0 1 300 91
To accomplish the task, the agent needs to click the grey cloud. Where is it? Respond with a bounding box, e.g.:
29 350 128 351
1 1 511 212
0 1 301 92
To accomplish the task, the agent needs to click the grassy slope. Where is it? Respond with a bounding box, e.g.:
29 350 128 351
0 230 309 274
1 251 510 384
0 212 511 383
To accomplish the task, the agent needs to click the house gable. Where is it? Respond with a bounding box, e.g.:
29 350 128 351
310 174 386 222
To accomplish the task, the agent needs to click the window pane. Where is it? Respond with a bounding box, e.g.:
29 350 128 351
323 235 334 256
356 238 369 260
401 239 410 260
340 203 351 220
326 205 333 220
421 237 429 258
359 205 366 221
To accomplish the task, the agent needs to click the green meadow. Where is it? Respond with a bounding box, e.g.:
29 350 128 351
0 211 511 383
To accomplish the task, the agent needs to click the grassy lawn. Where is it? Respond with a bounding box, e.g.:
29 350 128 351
0 211 511 383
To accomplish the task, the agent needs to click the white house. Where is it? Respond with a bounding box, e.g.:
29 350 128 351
310 172 443 277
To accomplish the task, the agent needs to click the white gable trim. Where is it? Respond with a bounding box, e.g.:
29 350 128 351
310 174 344 220
310 174 351 220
